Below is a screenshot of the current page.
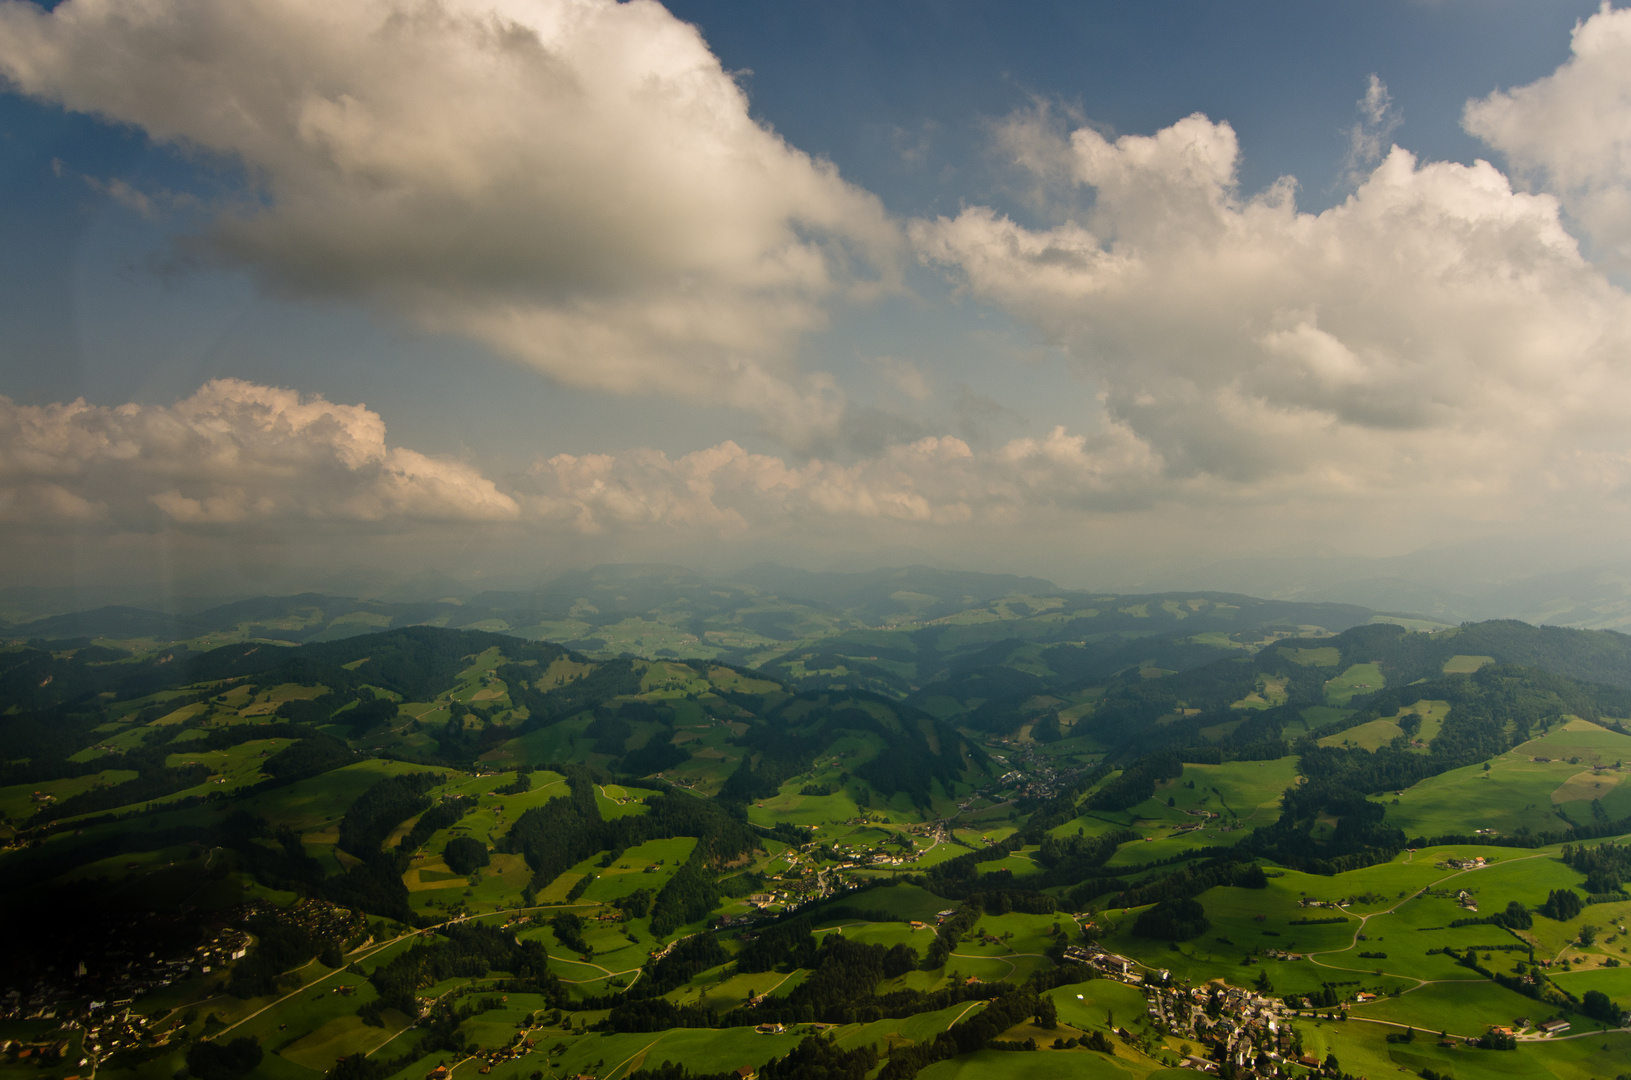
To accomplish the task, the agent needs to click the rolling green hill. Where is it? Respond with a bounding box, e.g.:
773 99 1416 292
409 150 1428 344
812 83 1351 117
2 583 1630 1080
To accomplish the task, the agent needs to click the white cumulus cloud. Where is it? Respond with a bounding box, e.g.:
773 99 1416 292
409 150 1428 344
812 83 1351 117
1464 3 1631 267
910 111 1631 512
0 380 518 530
521 421 1177 537
0 0 897 438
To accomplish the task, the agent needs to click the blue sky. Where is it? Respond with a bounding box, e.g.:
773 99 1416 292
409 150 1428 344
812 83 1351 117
0 0 1627 593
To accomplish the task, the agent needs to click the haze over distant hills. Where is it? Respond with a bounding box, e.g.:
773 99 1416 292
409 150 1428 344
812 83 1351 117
9 549 1631 648
1156 542 1631 631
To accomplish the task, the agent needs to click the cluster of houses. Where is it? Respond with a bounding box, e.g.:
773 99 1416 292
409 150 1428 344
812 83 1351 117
1062 944 1144 984
1149 982 1297 1075
73 1000 174 1070
275 897 369 946
1 909 261 1028
1262 948 1306 962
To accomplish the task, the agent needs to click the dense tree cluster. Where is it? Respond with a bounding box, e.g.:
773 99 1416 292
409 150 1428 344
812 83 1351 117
399 797 474 856
503 766 758 934
363 923 562 1018
1112 855 1266 909
622 733 692 775
227 904 365 998
1086 752 1184 811
509 658 643 731
185 1038 263 1080
550 911 590 956
1539 888 1584 922
442 835 490 875
626 1035 878 1080
1133 897 1211 941
734 917 818 974
1563 841 1631 894
337 773 442 857
1453 900 1534 931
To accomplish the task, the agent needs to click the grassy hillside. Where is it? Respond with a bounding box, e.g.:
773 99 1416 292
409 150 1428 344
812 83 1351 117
3 587 1631 1080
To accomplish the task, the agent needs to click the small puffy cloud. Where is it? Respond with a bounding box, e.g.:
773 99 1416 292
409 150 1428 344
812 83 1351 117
0 379 518 530
1344 74 1401 182
911 111 1631 512
0 0 897 438
1464 3 1631 266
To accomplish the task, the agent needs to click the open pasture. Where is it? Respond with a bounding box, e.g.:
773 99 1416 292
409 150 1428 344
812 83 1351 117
579 837 696 905
1550 768 1623 805
1325 663 1384 707
1044 978 1160 1033
1344 845 1568 909
1320 718 1404 751
164 736 294 784
278 1012 401 1071
0 767 139 822
1100 831 1234 869
917 1047 1149 1080
1382 752 1596 840
825 920 926 952
828 882 949 922
1173 757 1299 821
1313 919 1523 984
1298 1016 1631 1080
1551 963 1631 1005
1298 706 1353 734
975 850 1044 879
242 758 436 830
1353 979 1574 1035
220 964 378 1048
1525 892 1631 958
961 910 1068 956
1098 882 1369 995
1284 647 1342 667
1514 718 1631 760
1293 1020 1455 1080
746 783 867 828
549 1021 804 1080
1104 757 1298 855
1398 699 1451 744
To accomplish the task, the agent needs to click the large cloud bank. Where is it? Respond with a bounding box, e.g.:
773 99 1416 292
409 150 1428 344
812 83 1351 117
0 379 1163 539
911 110 1631 512
1465 3 1631 267
0 0 895 437
0 380 517 529
4 1 1631 572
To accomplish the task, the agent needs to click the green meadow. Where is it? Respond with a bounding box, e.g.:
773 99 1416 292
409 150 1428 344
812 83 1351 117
1325 664 1385 707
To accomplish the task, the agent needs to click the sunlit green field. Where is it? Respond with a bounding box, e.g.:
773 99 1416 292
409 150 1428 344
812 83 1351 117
0 767 140 822
1320 718 1403 750
13 613 1631 1080
1325 663 1385 706
1381 723 1631 838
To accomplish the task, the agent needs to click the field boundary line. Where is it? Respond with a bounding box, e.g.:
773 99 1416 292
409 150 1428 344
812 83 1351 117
604 1035 668 1080
945 1000 986 1029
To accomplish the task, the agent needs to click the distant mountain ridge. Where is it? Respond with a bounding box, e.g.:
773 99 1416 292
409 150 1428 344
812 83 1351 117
1158 545 1631 630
